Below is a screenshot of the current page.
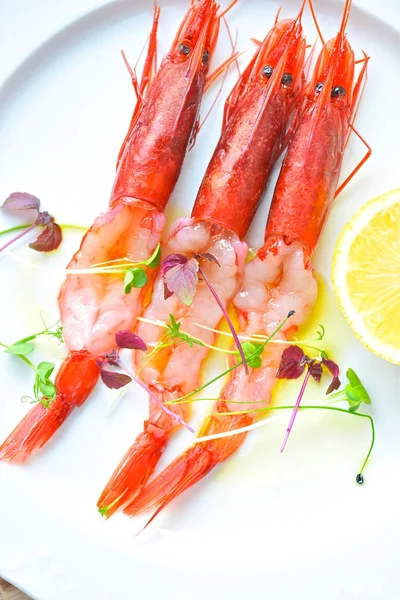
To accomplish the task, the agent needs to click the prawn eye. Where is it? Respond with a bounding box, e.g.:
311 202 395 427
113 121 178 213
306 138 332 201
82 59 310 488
281 73 293 87
178 43 191 56
315 82 323 93
262 65 273 78
331 85 346 98
202 49 210 65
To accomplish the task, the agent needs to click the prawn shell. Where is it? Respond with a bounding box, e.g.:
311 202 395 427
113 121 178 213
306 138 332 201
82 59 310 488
191 89 286 239
192 15 306 238
265 6 357 254
110 59 206 211
110 0 220 212
264 101 347 253
0 352 99 463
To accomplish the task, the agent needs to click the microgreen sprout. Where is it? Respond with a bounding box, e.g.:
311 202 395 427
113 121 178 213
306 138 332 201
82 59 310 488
3 319 63 356
161 252 249 373
335 368 371 412
124 268 148 293
165 311 295 406
65 242 161 295
123 244 161 293
97 330 194 434
160 370 374 482
136 314 231 375
0 319 64 407
191 400 374 483
138 315 235 354
166 314 205 348
0 192 62 254
33 362 57 407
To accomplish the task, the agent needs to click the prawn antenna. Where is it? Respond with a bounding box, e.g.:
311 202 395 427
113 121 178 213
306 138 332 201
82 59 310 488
307 0 325 45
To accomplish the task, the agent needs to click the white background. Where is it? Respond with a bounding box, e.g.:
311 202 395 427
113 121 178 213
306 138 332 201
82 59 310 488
0 1 399 599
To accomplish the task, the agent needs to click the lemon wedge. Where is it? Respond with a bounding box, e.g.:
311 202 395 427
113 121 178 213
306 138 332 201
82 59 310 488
332 189 400 365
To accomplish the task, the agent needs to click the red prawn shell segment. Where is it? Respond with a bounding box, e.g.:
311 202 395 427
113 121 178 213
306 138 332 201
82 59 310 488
265 14 358 255
0 352 99 463
264 102 347 254
110 0 220 212
124 401 252 518
191 17 306 239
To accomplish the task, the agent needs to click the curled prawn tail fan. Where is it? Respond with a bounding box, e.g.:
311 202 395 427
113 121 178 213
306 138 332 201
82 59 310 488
124 445 215 520
97 430 166 519
125 405 252 520
97 385 190 518
0 352 99 463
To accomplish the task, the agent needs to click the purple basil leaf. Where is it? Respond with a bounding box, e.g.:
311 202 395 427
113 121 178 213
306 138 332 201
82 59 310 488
276 346 306 379
29 222 62 252
160 253 188 278
164 282 174 300
194 252 221 267
102 349 119 366
115 330 147 352
1 192 40 212
163 257 199 306
322 358 341 394
36 210 54 226
100 369 132 389
308 360 323 382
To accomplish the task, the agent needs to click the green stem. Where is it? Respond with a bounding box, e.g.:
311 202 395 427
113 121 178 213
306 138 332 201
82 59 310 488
168 313 293 405
0 224 33 236
14 330 47 345
59 224 88 231
168 362 239 404
282 405 375 476
6 321 63 348
0 223 87 236
195 323 325 348
202 403 375 476
300 344 326 355
0 341 36 371
138 317 237 356
326 390 347 400
137 335 172 374
164 396 268 406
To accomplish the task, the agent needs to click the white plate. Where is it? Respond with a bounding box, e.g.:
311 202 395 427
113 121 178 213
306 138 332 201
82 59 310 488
0 1 399 599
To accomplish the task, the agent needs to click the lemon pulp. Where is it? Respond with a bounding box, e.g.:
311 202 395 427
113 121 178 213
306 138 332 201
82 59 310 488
332 189 400 364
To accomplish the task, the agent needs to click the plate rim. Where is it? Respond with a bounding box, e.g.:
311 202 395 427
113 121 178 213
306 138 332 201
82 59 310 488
1 1 399 599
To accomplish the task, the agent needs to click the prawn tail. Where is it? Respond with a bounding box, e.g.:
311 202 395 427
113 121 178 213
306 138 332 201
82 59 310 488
97 385 189 518
0 351 99 463
97 429 167 519
124 445 215 520
125 405 252 522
